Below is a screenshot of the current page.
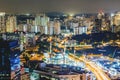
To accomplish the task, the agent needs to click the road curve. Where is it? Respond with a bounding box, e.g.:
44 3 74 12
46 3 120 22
69 54 111 80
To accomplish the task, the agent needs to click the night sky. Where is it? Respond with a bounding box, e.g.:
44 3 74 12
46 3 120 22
0 0 120 14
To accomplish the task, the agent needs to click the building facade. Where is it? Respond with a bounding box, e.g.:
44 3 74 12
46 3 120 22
0 12 6 33
6 16 17 32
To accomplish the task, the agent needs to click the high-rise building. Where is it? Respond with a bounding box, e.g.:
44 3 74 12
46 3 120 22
113 12 120 26
74 27 79 35
95 19 102 32
26 19 35 32
97 10 104 19
48 21 54 35
6 16 17 32
93 11 105 32
73 22 79 35
34 16 40 33
35 14 49 34
27 19 34 25
110 12 120 32
78 26 88 34
54 20 61 34
35 15 41 26
41 15 49 34
0 39 21 80
17 24 23 31
0 12 6 33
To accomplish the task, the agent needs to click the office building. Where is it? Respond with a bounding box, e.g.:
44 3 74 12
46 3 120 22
0 39 21 80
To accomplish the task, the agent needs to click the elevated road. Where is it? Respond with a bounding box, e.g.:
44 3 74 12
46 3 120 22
69 54 111 80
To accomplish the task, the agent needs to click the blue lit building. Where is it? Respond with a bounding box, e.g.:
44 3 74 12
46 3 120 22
0 39 21 80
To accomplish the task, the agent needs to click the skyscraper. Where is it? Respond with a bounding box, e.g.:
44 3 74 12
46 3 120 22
0 12 6 33
73 22 79 35
35 14 49 34
113 12 120 26
6 16 17 32
54 20 61 34
48 21 54 35
41 15 49 34
0 39 21 80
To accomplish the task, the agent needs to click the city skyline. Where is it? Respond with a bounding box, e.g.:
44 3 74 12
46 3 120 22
0 0 120 14
0 1 120 80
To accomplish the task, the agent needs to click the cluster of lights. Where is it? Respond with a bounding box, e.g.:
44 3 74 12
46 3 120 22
0 12 5 16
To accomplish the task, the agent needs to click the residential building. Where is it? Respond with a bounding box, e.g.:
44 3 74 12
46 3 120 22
6 16 17 32
0 12 6 33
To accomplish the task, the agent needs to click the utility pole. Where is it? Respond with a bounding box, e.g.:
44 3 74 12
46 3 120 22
50 40 52 63
112 48 117 58
50 41 52 55
63 41 66 64
48 37 52 63
74 40 76 56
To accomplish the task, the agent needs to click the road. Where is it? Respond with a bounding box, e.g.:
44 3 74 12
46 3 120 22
69 54 111 80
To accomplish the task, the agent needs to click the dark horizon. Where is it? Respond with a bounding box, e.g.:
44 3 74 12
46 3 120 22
0 0 120 14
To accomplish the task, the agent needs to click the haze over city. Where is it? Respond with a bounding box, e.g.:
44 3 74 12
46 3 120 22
0 0 120 13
